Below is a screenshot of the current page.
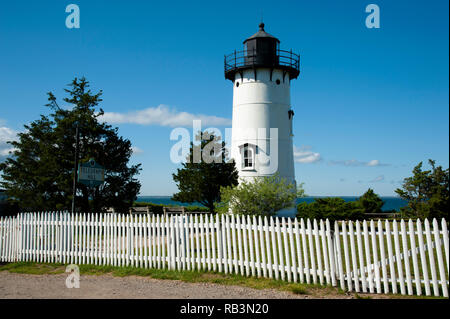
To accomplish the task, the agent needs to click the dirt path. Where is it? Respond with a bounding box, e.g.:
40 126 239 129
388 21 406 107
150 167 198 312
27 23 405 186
0 271 408 299
0 271 366 299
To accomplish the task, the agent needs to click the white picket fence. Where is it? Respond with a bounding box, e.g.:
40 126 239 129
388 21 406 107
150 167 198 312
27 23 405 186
0 212 448 297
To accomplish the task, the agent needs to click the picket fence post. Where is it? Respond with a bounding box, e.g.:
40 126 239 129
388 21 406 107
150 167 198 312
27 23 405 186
287 218 297 283
294 219 303 283
424 219 439 296
370 220 381 293
253 215 262 278
378 220 389 294
342 221 351 291
281 217 291 282
433 218 448 297
231 215 238 274
348 221 360 292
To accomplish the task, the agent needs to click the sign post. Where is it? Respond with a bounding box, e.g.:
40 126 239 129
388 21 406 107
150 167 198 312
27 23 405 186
78 158 105 188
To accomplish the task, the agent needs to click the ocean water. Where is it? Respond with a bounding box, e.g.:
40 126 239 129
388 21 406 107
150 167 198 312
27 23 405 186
136 196 408 212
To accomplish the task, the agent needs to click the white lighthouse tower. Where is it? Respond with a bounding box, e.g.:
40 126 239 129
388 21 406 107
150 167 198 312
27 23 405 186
224 23 300 217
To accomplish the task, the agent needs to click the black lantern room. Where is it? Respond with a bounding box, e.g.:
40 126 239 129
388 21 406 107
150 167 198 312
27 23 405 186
224 23 300 81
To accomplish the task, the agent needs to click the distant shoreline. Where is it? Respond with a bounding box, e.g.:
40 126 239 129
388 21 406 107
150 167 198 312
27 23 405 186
139 195 404 198
136 196 408 212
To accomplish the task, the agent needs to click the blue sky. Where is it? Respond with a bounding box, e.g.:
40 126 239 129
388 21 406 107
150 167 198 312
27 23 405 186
0 0 448 197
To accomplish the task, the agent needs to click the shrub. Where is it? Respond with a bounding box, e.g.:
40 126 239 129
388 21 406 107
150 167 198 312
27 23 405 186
215 174 297 217
296 189 387 222
296 198 365 223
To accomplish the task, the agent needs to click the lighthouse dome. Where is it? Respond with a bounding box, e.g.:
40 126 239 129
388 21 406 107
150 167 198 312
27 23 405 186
243 23 280 44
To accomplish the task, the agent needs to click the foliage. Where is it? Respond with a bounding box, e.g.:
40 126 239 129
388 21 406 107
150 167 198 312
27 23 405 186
296 188 385 222
357 188 384 215
215 173 297 217
297 182 307 198
395 160 449 219
172 131 239 213
0 78 141 213
296 198 365 223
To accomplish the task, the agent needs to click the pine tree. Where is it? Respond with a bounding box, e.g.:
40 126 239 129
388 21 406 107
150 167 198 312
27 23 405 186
172 131 239 212
0 77 141 213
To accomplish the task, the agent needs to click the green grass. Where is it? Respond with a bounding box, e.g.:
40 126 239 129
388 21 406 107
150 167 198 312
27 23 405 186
0 262 66 275
290 286 308 295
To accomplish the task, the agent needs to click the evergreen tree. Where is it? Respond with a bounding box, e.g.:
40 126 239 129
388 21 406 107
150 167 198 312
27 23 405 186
172 131 238 213
356 188 384 215
0 77 141 213
395 160 449 219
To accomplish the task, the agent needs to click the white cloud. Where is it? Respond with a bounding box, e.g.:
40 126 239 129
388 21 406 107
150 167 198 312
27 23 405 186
131 146 144 155
0 127 16 142
370 175 385 183
100 105 231 127
0 126 18 160
329 159 389 167
293 145 321 164
0 147 15 157
367 160 380 166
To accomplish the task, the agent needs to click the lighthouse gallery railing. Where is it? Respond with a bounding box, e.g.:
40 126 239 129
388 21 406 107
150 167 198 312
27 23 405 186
224 49 300 74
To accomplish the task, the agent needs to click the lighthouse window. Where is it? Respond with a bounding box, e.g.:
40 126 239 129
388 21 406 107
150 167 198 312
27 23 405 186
288 110 294 136
242 144 255 169
276 79 281 85
236 82 240 87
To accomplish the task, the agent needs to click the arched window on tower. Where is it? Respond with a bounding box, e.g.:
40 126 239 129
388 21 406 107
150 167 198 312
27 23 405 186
288 110 294 137
240 143 256 170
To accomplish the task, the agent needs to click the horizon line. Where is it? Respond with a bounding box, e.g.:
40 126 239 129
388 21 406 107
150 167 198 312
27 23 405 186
137 194 403 198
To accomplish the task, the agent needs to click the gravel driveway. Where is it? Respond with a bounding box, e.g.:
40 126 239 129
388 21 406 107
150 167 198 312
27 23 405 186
0 271 317 299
